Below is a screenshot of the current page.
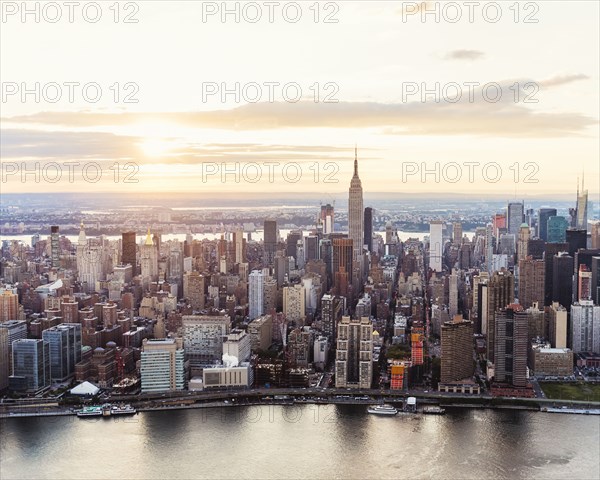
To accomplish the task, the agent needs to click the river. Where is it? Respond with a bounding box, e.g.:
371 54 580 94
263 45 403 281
1 405 598 479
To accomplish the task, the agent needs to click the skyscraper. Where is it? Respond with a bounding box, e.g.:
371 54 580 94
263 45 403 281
50 225 60 268
440 315 474 383
11 339 50 392
566 228 587 256
576 177 589 231
364 207 373 253
335 316 373 388
140 228 158 290
544 242 568 306
547 216 569 243
348 147 364 271
486 269 515 363
494 305 528 387
429 220 444 272
0 328 9 392
264 220 278 267
538 208 557 241
42 323 82 381
507 202 524 235
552 253 574 310
121 231 137 276
518 257 545 309
140 338 186 393
249 270 265 320
321 294 343 342
320 204 335 235
571 300 600 354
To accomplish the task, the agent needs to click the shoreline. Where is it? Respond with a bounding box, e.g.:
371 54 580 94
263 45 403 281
2 393 599 419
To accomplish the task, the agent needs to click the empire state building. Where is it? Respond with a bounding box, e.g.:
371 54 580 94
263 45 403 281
348 147 364 270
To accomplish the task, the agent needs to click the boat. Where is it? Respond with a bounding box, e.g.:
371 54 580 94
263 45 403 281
423 406 446 415
102 404 112 417
76 406 103 417
367 404 398 415
110 404 137 415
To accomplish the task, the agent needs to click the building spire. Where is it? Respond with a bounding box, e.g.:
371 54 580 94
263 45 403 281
353 144 358 177
78 220 86 246
145 227 153 246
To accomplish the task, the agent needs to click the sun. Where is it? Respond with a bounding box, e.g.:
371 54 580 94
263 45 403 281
139 138 172 158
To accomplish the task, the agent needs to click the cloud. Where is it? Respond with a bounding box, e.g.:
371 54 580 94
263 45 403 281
2 78 596 138
538 74 589 88
443 50 485 61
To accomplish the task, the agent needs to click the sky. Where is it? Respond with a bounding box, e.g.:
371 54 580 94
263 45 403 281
1 1 599 197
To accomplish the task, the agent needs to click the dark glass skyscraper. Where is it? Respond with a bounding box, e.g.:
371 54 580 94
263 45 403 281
122 231 137 276
364 207 373 253
538 208 557 241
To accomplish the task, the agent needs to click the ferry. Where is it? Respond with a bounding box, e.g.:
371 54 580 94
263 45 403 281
422 406 446 415
367 404 398 415
76 406 103 417
110 404 137 416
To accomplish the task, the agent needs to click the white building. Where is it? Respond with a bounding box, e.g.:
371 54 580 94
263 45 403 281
571 300 600 353
140 338 186 393
429 221 443 272
283 284 306 326
249 270 265 320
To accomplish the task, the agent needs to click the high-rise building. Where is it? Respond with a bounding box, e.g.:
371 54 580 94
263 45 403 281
441 315 474 383
332 238 353 294
0 320 27 360
517 224 530 263
453 222 463 245
544 242 568 306
233 229 246 264
538 208 557 241
247 314 273 351
449 270 459 317
283 284 306 326
0 328 9 391
364 207 373 253
249 270 265 320
11 339 50 392
183 271 205 311
547 216 569 243
50 225 60 268
485 270 514 363
429 221 444 272
576 178 589 231
181 313 231 366
42 323 82 381
335 316 373 388
321 204 335 235
494 306 528 387
264 220 278 266
140 338 186 393
518 257 545 309
592 256 600 305
0 289 19 322
566 228 587 256
592 222 600 249
570 300 600 353
321 294 343 342
348 148 364 271
547 302 568 349
578 264 592 301
140 229 158 290
552 253 574 310
121 231 137 276
76 223 103 290
507 202 524 235
286 230 302 261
